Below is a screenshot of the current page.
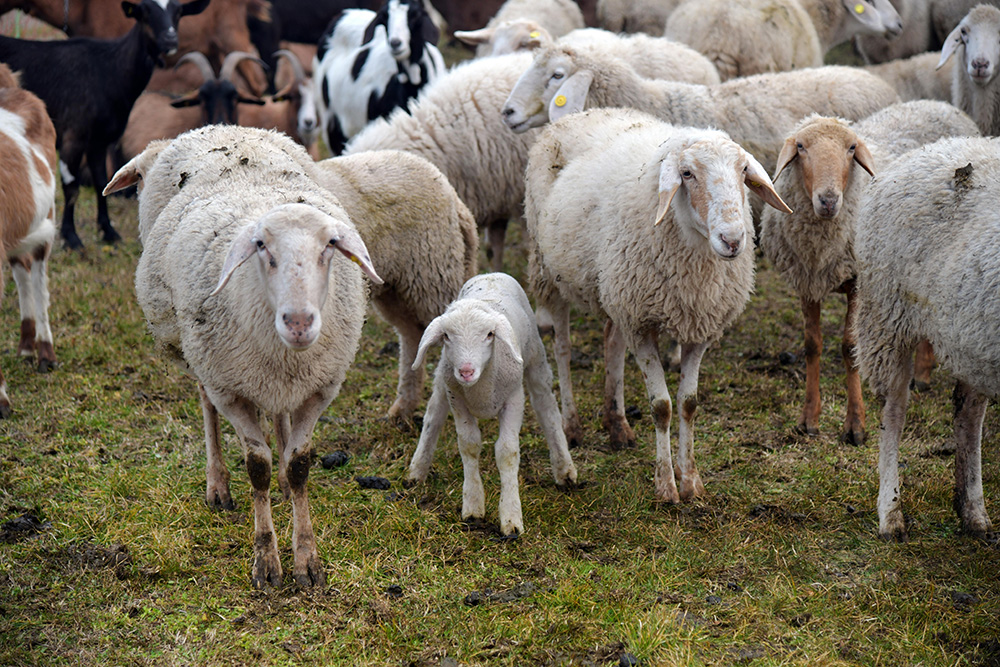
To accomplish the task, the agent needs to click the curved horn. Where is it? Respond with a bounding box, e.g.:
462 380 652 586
219 51 267 82
274 49 307 86
174 51 216 83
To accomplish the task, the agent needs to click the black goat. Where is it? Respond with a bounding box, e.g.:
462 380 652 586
0 0 210 249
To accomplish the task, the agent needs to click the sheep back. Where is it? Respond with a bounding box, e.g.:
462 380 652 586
559 29 721 85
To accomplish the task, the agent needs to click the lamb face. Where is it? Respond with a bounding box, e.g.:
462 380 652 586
941 5 1000 86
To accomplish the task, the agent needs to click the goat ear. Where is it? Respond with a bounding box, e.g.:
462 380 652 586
853 137 876 178
362 9 388 45
655 153 682 226
327 221 384 285
454 27 493 46
938 24 963 68
212 224 258 297
549 70 592 123
420 15 440 45
181 0 211 17
121 1 141 19
170 92 202 108
744 151 792 214
492 315 523 366
412 316 446 370
772 136 799 180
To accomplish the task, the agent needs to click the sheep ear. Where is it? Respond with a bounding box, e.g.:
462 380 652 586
938 24 964 68
212 224 258 296
549 70 592 123
853 137 876 178
328 222 384 285
453 27 494 46
840 0 883 31
744 152 792 214
412 316 446 370
772 136 799 180
492 315 522 366
103 141 169 195
655 154 682 226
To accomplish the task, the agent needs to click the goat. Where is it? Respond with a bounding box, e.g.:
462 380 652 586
314 0 444 155
0 63 58 418
0 0 210 249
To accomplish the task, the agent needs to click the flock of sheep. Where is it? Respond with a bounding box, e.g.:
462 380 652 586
1 0 999 589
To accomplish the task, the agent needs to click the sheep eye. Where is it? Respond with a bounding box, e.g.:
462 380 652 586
442 333 449 342
486 331 494 340
551 71 564 80
849 144 857 152
255 239 265 250
681 170 693 179
796 142 804 151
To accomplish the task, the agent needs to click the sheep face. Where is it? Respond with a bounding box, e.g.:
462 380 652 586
845 0 903 40
940 5 1000 86
772 117 875 219
413 304 522 387
657 131 790 259
213 203 381 350
455 20 550 58
502 46 587 133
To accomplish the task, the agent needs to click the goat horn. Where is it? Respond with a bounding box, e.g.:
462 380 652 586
175 51 217 83
220 51 267 83
273 49 307 85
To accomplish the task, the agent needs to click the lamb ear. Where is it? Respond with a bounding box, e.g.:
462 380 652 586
412 316 446 370
655 153 682 226
840 0 883 31
549 70 592 123
328 222 384 285
853 137 876 178
744 152 792 214
454 27 493 46
211 224 258 296
938 23 964 68
492 315 522 366
772 136 799 180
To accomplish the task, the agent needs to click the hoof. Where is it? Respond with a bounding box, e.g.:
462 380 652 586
206 490 235 511
0 403 11 420
840 428 866 447
37 358 57 374
101 229 123 245
251 553 283 590
62 234 84 251
294 555 326 588
795 423 820 437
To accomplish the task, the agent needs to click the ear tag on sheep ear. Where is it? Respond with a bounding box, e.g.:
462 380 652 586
854 3 865 13
530 31 540 38
554 95 567 108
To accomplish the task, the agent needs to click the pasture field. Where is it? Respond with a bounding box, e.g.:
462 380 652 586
1 176 999 666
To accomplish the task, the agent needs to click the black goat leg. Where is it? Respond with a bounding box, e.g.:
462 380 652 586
58 149 84 250
88 146 121 245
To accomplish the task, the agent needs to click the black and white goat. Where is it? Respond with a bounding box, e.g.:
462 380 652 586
314 0 445 155
0 0 210 250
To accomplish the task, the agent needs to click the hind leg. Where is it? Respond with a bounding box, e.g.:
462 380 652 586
87 146 121 244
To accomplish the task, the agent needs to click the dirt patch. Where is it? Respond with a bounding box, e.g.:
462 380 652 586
0 512 50 543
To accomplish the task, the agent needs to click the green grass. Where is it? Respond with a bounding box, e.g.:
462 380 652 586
1 178 999 667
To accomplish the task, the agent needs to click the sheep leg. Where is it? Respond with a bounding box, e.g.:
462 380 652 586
632 335 679 503
0 256 9 415
199 383 234 511
524 350 578 487
675 342 708 501
878 364 912 542
549 299 584 448
912 340 936 391
86 146 121 245
452 397 486 524
388 317 426 424
495 389 525 535
841 283 866 445
798 297 822 436
603 319 636 449
274 413 292 500
486 218 507 272
58 149 85 250
952 381 991 536
408 367 450 483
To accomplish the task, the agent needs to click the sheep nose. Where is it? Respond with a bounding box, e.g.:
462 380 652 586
719 231 743 254
816 192 839 217
458 364 476 381
282 312 315 337
971 58 991 77
501 106 514 117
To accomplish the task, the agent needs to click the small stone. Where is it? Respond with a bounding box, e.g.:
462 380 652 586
321 451 350 469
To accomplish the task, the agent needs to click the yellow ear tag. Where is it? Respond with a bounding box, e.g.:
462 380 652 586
749 180 760 187
854 3 865 13
554 94 567 107
529 31 540 38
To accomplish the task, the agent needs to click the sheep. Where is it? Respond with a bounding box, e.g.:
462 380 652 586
453 0 584 57
855 0 938 63
0 0 210 249
524 107 792 502
758 101 979 446
931 0 1000 45
314 0 445 155
407 272 578 535
852 134 1000 541
937 4 1000 136
0 63 58 418
313 149 479 423
501 44 901 176
863 50 954 101
595 0 681 35
107 124 382 589
796 0 904 53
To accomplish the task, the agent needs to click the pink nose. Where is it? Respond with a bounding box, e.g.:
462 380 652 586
282 312 314 341
459 364 475 381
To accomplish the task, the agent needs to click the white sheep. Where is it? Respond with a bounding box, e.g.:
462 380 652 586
937 4 1000 135
313 149 479 424
524 107 791 502
853 134 1000 541
108 125 382 589
864 51 954 101
758 101 979 446
596 0 681 35
407 272 578 535
797 0 904 52
454 0 585 57
855 0 937 63
501 44 901 175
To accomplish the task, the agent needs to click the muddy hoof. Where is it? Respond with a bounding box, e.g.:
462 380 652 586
37 358 57 374
840 429 866 446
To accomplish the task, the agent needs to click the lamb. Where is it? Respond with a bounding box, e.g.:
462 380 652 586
453 0 585 57
852 134 1000 541
524 107 792 502
595 0 681 35
313 149 479 423
407 272 578 535
106 125 382 589
0 63 58 418
758 101 979 446
501 44 901 175
863 51 954 101
936 4 1000 135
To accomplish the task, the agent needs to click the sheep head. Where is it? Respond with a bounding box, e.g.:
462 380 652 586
772 115 875 219
212 203 382 350
502 45 591 133
455 20 551 57
656 129 790 259
412 302 521 387
938 5 1000 86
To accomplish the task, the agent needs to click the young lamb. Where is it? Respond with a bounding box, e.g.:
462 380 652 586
313 149 479 423
936 4 1000 136
525 107 791 502
853 134 1000 541
408 272 578 535
0 63 58 418
501 44 901 175
758 101 980 445
453 0 585 57
107 125 381 589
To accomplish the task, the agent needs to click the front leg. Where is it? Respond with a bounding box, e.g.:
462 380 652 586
495 391 525 536
603 319 636 449
408 366 451 483
878 369 911 542
632 334 678 503
798 297 823 436
675 342 708 500
452 396 486 523
841 283 866 445
199 383 233 510
952 381 991 536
